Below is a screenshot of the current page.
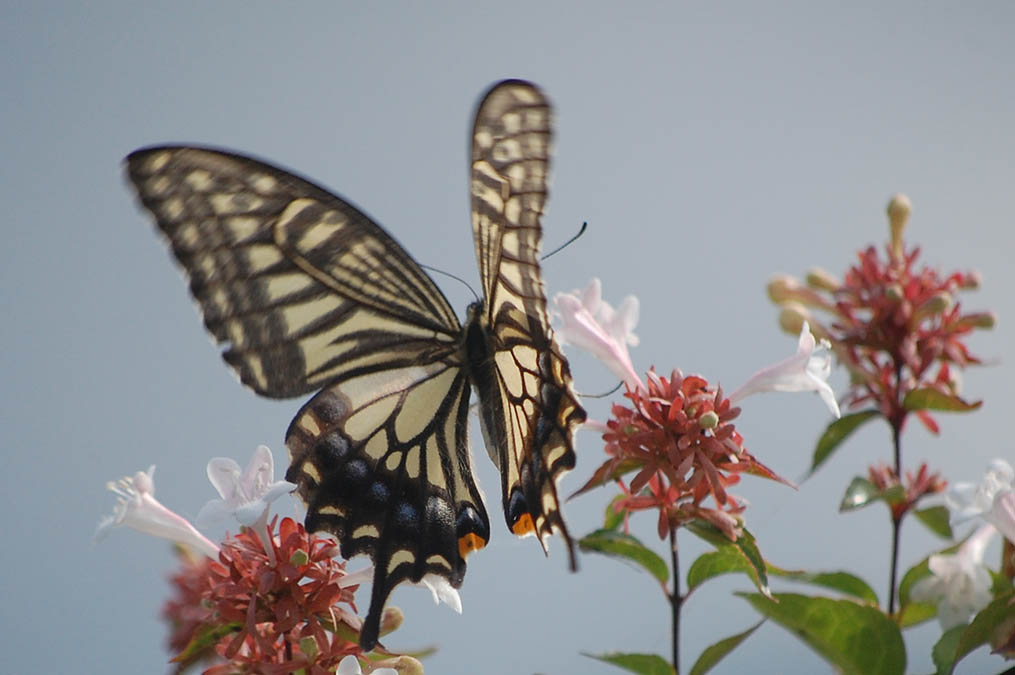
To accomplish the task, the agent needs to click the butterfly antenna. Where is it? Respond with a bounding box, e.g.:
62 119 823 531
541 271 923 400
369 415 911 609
542 221 588 261
578 380 624 399
420 264 480 303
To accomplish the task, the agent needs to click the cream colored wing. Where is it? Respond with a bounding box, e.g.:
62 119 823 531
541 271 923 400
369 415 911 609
285 361 489 650
468 81 586 568
470 79 552 320
126 146 461 399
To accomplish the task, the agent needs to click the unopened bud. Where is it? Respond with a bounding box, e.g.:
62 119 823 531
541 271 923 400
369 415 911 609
698 411 720 429
768 274 835 310
289 548 309 566
767 275 802 304
885 284 905 302
379 606 404 637
805 267 841 292
959 271 982 290
887 193 912 258
957 311 997 330
373 655 425 675
778 303 811 336
914 291 952 321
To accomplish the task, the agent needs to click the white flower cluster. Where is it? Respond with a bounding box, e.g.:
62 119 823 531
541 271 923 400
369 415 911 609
912 459 1015 628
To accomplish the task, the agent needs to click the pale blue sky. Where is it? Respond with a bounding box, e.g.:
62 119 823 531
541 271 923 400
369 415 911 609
3 3 1014 673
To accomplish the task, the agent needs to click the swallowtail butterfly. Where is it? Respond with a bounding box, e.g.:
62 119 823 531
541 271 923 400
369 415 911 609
125 79 585 648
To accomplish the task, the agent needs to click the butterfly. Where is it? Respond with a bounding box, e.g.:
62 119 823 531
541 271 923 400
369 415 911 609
125 79 586 649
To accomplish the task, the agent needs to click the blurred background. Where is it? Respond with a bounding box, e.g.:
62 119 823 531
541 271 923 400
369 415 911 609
3 3 1013 673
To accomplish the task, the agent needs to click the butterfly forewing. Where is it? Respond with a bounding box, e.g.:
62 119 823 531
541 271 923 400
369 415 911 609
470 81 587 566
126 147 461 398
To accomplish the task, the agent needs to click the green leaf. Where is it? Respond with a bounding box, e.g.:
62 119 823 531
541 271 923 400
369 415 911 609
687 549 756 593
809 410 880 477
951 589 1015 673
839 477 905 512
686 521 770 597
914 505 953 539
991 569 1014 596
739 592 905 675
582 652 675 675
898 560 932 609
839 477 879 511
689 620 764 675
903 388 982 413
571 457 643 498
579 529 668 585
898 601 938 629
767 565 879 605
173 621 242 666
604 494 626 531
931 625 966 675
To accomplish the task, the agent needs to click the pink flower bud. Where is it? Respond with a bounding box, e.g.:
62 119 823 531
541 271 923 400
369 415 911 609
805 267 841 292
887 193 912 258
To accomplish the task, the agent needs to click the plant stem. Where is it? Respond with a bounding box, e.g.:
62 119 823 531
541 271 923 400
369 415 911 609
892 416 902 476
888 514 902 615
669 525 682 674
887 359 905 615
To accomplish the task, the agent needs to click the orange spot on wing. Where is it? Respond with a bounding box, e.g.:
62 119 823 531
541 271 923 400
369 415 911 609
458 532 487 559
511 512 535 537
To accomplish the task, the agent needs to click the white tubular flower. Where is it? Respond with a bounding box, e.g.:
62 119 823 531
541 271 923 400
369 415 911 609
196 445 296 528
95 466 220 559
988 489 1015 544
728 321 840 417
553 278 642 390
910 525 997 629
946 459 1015 527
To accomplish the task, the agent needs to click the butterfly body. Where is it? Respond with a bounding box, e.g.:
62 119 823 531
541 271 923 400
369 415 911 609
126 80 585 650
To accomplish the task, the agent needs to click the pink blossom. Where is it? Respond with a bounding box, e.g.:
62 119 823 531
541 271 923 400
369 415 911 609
729 321 840 417
554 278 642 389
95 466 219 558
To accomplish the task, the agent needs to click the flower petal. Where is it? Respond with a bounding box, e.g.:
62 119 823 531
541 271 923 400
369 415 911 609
206 457 243 501
947 459 1015 526
554 279 642 389
339 565 375 589
198 446 295 529
910 525 996 628
729 321 840 417
337 655 364 675
988 490 1015 544
418 574 462 614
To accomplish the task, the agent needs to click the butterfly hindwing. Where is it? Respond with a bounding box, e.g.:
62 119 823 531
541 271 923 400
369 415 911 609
126 147 461 399
469 81 587 566
285 362 489 649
